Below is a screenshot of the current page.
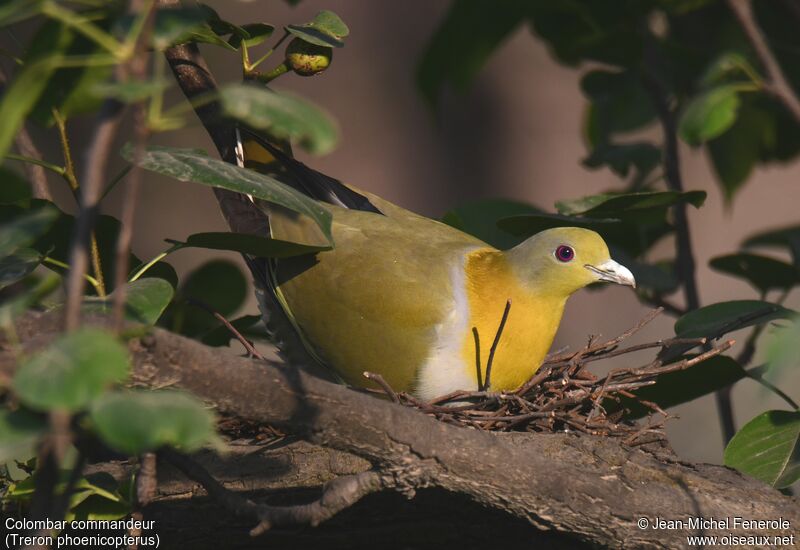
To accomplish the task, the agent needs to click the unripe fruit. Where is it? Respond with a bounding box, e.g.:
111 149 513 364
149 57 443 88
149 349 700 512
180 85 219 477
285 38 333 76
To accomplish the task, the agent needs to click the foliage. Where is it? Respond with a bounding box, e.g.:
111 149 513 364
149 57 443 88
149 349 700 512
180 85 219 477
424 0 800 488
0 0 350 522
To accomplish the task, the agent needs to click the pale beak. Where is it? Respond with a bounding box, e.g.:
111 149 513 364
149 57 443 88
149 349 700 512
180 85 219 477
585 259 636 288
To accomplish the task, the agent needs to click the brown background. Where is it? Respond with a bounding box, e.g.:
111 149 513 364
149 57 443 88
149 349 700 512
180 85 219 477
41 1 800 465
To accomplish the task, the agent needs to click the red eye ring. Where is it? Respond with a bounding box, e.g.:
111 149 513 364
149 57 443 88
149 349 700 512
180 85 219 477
555 245 574 262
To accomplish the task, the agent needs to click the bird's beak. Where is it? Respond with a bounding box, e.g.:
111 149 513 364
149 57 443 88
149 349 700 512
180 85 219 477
585 259 636 288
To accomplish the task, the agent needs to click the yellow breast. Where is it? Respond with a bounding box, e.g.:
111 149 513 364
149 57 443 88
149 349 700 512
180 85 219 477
461 248 566 392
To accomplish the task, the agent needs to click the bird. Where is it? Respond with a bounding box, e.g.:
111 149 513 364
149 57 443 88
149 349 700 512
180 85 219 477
232 128 636 401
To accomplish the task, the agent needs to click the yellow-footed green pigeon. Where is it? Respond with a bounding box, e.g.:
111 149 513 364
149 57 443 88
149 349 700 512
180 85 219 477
233 129 635 400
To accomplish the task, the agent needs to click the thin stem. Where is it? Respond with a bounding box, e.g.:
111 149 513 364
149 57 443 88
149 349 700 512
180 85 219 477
0 46 22 65
640 30 736 444
43 256 103 295
102 164 132 199
112 1 155 332
121 0 156 58
63 99 126 330
244 30 291 74
472 327 482 390
256 61 290 84
88 235 107 296
53 108 107 297
4 154 65 176
727 0 800 124
147 53 166 127
241 40 251 72
482 300 512 392
746 367 799 410
128 245 179 282
52 109 79 195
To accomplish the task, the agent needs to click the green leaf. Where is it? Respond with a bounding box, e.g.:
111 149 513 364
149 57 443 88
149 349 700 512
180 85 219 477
71 472 124 503
0 409 46 462
0 248 41 290
29 11 120 126
114 278 173 324
417 0 525 107
228 23 275 49
499 211 620 235
198 4 244 36
151 6 208 50
724 410 800 488
90 80 170 103
161 259 249 339
13 328 130 412
581 70 656 146
0 204 58 257
674 300 797 338
625 356 747 418
218 84 338 156
187 24 238 50
84 278 174 325
69 494 130 522
286 10 349 48
709 253 800 293
10 202 149 294
764 317 800 378
90 390 218 454
124 145 333 245
181 260 246 318
0 20 71 160
528 2 645 68
555 190 706 217
0 0 44 27
678 85 742 146
742 224 800 265
707 100 776 202
180 232 330 258
0 168 33 204
582 142 661 182
0 272 60 330
441 198 541 249
701 52 760 87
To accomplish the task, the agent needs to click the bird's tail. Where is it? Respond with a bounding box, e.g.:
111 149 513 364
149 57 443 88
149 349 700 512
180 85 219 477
234 125 381 213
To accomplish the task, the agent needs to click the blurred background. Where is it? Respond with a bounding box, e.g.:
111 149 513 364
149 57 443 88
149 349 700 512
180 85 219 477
29 0 800 465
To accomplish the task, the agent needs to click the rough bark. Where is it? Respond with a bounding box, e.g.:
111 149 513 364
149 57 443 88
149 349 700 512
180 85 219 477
3 312 797 549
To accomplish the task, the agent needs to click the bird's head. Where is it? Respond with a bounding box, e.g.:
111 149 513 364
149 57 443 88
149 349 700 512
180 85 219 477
507 227 635 297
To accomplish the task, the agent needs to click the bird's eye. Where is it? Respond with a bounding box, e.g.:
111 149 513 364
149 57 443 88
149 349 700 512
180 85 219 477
555 245 574 262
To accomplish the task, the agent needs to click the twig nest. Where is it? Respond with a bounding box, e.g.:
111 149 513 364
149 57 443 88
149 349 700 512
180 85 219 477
285 38 333 76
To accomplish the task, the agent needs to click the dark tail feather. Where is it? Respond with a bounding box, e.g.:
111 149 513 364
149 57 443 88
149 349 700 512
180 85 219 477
236 126 382 214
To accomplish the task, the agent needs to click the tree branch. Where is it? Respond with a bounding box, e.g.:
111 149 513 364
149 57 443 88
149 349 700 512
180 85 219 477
727 0 800 124
62 98 126 330
162 448 385 536
3 311 797 549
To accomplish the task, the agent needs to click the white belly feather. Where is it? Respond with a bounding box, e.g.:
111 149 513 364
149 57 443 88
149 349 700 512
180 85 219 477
415 260 475 400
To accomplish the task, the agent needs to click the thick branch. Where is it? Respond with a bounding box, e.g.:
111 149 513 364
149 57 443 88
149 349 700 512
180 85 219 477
3 312 797 549
727 0 800 124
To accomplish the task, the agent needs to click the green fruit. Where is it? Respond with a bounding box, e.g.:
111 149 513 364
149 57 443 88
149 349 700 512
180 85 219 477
285 38 333 76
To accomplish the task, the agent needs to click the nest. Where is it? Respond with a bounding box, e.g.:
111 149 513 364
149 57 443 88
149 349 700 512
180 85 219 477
362 308 734 447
